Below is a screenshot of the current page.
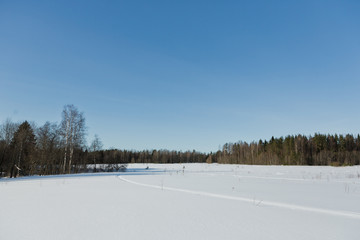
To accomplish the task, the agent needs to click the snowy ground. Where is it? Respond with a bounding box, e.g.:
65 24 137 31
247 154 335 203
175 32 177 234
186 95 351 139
1 163 360 240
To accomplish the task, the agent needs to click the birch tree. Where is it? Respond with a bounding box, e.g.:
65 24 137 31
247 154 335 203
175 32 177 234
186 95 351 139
60 105 86 174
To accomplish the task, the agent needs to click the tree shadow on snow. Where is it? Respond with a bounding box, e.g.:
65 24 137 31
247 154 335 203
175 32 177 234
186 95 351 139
0 167 167 182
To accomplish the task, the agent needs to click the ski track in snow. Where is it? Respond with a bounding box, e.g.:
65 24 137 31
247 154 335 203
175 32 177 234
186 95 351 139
118 175 360 220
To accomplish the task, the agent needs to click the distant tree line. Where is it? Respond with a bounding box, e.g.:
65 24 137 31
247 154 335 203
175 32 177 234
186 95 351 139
1 105 360 178
75 134 360 167
216 134 360 166
95 149 208 165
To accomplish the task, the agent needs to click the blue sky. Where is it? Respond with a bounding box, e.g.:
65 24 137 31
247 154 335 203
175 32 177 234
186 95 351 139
1 0 360 152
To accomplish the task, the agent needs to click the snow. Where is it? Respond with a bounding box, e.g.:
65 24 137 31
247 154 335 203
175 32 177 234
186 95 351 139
1 163 360 240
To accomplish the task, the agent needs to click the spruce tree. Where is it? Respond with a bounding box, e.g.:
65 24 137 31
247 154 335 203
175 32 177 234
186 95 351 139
10 121 36 177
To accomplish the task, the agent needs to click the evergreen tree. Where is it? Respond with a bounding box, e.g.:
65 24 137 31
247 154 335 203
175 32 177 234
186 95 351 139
10 121 36 177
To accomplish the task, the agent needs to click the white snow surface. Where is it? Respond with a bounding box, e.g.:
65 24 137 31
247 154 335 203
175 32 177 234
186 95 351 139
1 163 360 240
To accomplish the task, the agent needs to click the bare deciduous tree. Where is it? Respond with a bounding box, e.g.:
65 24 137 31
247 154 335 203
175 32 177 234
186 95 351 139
0 119 19 176
0 119 18 145
60 105 86 174
37 122 60 175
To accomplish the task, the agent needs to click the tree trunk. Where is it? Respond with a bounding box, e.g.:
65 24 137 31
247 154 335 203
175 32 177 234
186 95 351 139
68 147 74 174
17 142 23 177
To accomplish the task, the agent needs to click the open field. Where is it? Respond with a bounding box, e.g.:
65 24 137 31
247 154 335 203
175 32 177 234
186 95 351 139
1 163 360 240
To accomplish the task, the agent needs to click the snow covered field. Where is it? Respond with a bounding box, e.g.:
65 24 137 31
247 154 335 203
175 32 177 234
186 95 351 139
1 163 360 240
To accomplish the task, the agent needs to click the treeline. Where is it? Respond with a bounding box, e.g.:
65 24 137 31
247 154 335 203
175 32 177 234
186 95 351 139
0 104 207 178
216 134 360 166
94 134 360 166
1 105 360 178
0 116 207 177
95 149 208 165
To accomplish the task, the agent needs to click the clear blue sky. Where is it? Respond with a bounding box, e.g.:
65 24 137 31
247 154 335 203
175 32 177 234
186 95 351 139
1 0 360 152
